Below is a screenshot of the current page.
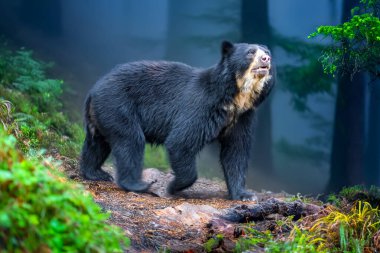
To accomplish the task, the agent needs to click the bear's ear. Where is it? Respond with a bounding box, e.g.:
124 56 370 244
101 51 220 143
221 41 234 57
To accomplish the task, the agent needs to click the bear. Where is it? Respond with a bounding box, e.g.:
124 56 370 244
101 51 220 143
80 41 274 200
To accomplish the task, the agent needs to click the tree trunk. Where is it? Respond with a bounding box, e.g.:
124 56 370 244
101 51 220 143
327 0 367 192
241 0 274 176
365 78 380 186
328 73 366 192
327 0 369 192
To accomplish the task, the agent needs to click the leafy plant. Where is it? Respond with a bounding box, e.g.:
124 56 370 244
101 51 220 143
0 128 129 252
204 234 224 252
0 42 84 157
234 227 272 252
309 0 380 78
233 226 322 253
265 227 323 253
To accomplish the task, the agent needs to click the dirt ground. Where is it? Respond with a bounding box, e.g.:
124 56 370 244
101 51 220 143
60 159 301 252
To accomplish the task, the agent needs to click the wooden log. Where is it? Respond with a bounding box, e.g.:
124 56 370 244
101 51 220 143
222 198 322 223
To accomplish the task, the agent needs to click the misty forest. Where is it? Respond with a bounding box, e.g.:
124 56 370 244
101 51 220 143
0 0 380 252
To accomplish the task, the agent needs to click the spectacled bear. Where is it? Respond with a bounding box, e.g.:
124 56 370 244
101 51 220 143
80 41 274 200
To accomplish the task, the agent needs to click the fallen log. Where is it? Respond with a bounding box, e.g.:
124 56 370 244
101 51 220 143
222 198 322 223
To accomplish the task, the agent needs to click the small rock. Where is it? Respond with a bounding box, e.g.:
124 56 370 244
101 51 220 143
154 203 221 227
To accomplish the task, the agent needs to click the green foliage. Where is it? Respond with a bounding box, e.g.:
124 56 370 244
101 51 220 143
204 234 224 252
327 185 380 208
0 42 84 157
144 145 169 170
227 191 380 252
309 0 380 77
265 228 323 253
0 46 62 111
309 201 380 252
233 226 322 253
327 193 342 207
234 226 272 252
336 185 380 207
0 128 129 252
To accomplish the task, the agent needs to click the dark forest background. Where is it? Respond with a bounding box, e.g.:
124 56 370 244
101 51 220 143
0 0 378 195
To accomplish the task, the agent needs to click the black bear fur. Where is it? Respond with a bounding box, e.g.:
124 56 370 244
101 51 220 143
80 41 275 200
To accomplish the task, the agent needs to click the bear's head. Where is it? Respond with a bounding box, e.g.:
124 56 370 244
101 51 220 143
221 41 273 112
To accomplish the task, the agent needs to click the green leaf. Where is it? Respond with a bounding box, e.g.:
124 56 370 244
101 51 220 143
28 214 39 225
0 212 11 228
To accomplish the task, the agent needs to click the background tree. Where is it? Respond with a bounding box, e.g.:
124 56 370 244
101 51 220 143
274 35 335 171
241 0 274 179
310 0 380 191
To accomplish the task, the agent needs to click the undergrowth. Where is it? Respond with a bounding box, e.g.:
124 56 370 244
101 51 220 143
0 42 133 252
0 43 83 157
144 145 169 170
0 128 129 252
309 201 380 252
205 188 380 253
328 185 380 208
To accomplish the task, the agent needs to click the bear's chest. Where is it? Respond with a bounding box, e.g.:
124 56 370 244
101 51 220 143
221 76 266 131
233 75 265 112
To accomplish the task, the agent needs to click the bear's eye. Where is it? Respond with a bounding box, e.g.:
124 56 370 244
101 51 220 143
247 49 256 56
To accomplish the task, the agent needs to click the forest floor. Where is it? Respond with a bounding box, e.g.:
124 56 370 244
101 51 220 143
60 158 324 253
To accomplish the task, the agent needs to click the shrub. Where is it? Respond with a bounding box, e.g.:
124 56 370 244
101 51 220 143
0 128 129 252
0 43 84 157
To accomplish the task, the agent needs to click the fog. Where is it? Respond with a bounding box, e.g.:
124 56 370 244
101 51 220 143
1 0 378 195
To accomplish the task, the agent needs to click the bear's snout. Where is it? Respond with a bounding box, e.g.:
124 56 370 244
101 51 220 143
261 54 271 64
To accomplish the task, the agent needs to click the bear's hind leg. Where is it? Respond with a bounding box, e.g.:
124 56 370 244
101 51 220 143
112 127 152 193
80 131 113 181
166 147 198 195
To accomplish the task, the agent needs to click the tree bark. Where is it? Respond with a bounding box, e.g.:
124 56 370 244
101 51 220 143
241 0 274 176
328 73 366 192
327 0 367 192
365 78 380 186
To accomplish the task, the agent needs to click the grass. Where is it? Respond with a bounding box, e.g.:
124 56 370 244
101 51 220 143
144 145 169 170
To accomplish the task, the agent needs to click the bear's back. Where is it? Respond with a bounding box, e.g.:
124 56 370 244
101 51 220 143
90 61 204 144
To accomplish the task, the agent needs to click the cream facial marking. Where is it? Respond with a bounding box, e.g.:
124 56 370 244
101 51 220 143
232 47 272 113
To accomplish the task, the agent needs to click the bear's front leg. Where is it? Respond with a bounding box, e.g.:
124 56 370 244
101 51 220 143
219 109 257 201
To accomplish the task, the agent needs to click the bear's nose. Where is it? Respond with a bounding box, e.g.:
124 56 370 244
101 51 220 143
261 55 271 63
